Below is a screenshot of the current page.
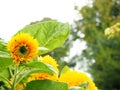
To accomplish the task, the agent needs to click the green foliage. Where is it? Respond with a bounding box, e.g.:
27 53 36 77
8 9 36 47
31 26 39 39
0 21 71 90
0 68 10 81
0 16 98 90
60 65 70 75
17 21 70 55
28 18 71 71
0 39 13 70
24 79 68 90
0 57 13 70
14 62 55 88
0 39 13 71
25 62 54 75
74 0 120 89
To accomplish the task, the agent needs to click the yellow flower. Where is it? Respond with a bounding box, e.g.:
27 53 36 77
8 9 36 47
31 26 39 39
39 55 59 72
8 33 38 64
15 84 24 90
28 55 59 82
59 70 98 90
28 73 58 81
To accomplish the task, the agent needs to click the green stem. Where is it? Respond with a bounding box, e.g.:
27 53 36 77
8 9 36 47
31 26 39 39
11 65 18 90
15 66 26 76
9 66 14 78
14 67 26 87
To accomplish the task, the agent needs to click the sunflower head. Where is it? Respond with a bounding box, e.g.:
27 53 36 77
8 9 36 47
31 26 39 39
8 33 39 64
58 70 98 90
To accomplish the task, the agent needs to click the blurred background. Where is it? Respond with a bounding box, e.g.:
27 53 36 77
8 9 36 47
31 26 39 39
0 0 120 90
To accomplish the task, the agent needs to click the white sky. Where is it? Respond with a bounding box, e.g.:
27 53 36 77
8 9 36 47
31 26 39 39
0 0 89 41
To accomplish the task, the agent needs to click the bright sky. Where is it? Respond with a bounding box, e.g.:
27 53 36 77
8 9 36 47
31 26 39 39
0 0 89 41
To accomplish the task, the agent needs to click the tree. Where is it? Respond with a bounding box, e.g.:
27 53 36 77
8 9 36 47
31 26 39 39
73 0 120 89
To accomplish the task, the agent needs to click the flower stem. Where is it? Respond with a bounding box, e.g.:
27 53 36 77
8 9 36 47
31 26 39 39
11 64 18 90
14 67 26 87
9 66 14 78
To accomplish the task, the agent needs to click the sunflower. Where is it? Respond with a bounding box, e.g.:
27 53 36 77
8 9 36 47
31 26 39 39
58 70 98 90
8 33 38 64
39 55 59 72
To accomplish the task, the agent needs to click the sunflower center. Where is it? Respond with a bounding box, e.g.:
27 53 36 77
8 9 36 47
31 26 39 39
19 45 28 55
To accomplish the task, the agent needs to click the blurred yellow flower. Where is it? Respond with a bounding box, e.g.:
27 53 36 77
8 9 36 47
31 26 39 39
28 55 59 82
15 84 24 90
28 73 58 82
59 70 98 90
8 33 38 64
39 55 59 72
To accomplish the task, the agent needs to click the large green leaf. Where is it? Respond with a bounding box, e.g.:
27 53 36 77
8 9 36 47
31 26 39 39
0 57 13 70
0 39 12 82
0 68 10 80
24 79 68 90
15 62 55 86
17 21 70 55
0 51 10 58
0 38 13 70
25 61 54 75
0 57 12 85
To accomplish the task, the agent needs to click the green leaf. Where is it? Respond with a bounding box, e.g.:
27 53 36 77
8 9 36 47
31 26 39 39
0 68 10 81
39 47 49 51
60 65 70 75
0 57 13 70
0 51 10 58
69 86 85 90
17 21 70 55
0 39 13 70
68 82 89 90
15 62 55 87
24 79 68 90
25 61 54 75
79 82 89 89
